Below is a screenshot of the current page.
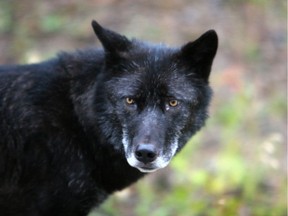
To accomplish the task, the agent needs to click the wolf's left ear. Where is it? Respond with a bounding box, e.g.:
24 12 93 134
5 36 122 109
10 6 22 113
91 20 132 55
179 30 218 81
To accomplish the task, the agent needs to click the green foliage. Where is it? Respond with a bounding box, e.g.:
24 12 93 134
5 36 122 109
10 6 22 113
0 2 12 33
40 15 66 33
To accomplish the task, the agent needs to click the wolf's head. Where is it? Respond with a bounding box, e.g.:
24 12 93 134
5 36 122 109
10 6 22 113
91 21 218 173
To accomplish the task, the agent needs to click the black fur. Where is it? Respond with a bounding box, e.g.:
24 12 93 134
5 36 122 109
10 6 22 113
0 21 218 215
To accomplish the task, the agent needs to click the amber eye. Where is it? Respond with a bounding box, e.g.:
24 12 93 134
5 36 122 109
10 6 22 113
169 99 178 107
126 97 135 105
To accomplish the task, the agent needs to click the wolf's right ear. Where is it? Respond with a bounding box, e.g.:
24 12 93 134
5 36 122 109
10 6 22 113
91 20 132 55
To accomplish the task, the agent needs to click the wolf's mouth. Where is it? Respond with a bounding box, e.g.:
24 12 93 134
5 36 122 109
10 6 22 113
137 166 158 173
134 161 168 173
125 155 163 173
126 154 172 173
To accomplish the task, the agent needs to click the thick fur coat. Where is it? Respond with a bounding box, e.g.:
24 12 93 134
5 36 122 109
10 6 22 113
0 21 218 215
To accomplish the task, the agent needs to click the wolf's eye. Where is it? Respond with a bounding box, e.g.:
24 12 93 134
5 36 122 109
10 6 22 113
126 97 135 105
169 99 178 107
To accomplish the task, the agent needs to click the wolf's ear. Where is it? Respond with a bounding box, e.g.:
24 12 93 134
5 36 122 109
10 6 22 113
179 30 218 81
91 20 132 55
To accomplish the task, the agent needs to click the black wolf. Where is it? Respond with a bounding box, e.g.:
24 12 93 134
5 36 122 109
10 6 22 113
0 20 218 215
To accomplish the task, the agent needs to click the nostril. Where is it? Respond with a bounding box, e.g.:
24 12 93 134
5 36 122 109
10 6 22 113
136 151 156 159
135 144 158 164
147 152 156 159
135 151 143 158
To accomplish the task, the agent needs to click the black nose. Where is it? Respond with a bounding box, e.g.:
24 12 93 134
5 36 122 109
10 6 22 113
135 144 158 164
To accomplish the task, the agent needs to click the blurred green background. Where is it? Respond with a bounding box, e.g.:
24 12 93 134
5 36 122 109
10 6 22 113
0 0 286 215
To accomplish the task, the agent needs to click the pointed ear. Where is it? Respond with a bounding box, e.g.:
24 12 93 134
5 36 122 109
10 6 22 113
179 30 218 81
91 20 132 54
